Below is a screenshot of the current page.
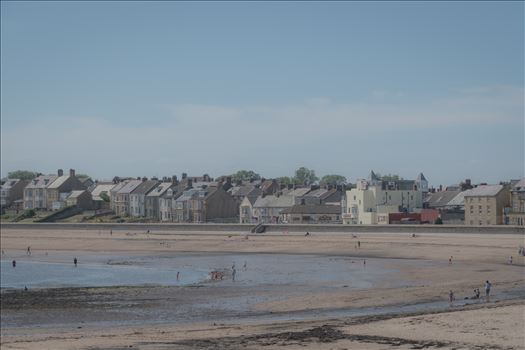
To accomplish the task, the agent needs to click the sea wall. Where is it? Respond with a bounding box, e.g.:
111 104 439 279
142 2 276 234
1 222 523 234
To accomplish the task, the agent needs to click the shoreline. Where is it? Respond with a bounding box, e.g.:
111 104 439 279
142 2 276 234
1 228 524 349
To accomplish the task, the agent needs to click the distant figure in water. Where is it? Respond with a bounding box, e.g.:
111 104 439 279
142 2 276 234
27 246 31 256
449 256 453 265
232 268 236 282
363 259 366 266
449 290 455 307
110 229 112 235
485 280 492 302
12 260 16 268
357 241 361 248
146 229 150 234
176 271 180 281
1 249 5 255
74 257 78 267
243 261 247 270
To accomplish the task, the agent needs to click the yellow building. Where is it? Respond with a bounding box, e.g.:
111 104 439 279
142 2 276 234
464 185 509 225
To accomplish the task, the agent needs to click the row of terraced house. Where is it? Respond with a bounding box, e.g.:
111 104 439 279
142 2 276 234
1 169 524 226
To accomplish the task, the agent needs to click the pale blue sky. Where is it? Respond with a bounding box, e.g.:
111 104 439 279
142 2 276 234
1 1 523 186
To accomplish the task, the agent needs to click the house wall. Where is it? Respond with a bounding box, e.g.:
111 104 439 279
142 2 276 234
46 176 85 210
205 189 238 222
465 188 510 225
239 197 254 223
130 193 147 217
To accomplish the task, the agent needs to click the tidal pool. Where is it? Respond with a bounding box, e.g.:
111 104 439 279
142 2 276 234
0 253 425 290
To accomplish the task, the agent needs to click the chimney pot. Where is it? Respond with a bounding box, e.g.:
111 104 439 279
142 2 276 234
69 169 75 177
58 169 64 176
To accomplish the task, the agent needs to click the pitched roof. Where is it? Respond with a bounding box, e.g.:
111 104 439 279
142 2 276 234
463 185 504 197
447 191 466 206
46 175 71 189
253 195 295 208
512 178 525 191
67 190 87 199
90 183 116 201
288 187 312 197
116 179 142 194
146 182 173 197
1 179 22 189
26 175 58 189
281 204 341 215
131 180 159 195
425 191 461 208
110 181 128 194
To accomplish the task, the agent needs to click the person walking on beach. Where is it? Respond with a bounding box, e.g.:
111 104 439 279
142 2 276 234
232 268 236 282
12 260 16 268
74 257 78 267
358 241 361 248
485 280 492 302
176 271 180 281
27 246 31 256
243 261 247 271
110 229 112 236
449 290 455 307
363 259 366 267
449 256 453 265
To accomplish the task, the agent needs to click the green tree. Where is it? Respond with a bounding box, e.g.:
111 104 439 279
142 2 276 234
231 170 261 183
377 173 403 181
277 176 294 186
7 170 38 180
293 167 319 186
320 174 347 186
99 192 110 202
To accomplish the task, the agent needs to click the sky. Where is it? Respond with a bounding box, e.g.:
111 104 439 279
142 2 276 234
1 1 523 186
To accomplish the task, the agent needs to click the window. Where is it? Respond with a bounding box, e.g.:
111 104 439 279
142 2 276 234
487 206 491 213
479 220 483 225
487 220 491 225
353 196 356 200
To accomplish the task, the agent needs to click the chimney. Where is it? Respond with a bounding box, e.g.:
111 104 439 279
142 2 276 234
439 185 443 192
69 169 75 177
58 169 64 176
142 177 147 182
182 173 187 180
187 178 193 188
466 179 471 186
226 176 232 184
172 175 179 185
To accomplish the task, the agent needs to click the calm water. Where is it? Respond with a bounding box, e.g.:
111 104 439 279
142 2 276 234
0 253 418 289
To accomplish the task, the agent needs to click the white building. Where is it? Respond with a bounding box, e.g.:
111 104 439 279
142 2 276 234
342 171 425 225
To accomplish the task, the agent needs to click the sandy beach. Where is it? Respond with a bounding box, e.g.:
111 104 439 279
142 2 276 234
1 227 524 349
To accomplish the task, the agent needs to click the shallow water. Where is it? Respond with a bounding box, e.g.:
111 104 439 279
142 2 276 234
0 253 421 289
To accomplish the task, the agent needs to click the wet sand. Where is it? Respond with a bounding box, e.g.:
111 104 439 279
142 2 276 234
1 227 524 349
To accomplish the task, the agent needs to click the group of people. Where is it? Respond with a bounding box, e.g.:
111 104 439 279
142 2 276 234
449 280 492 307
